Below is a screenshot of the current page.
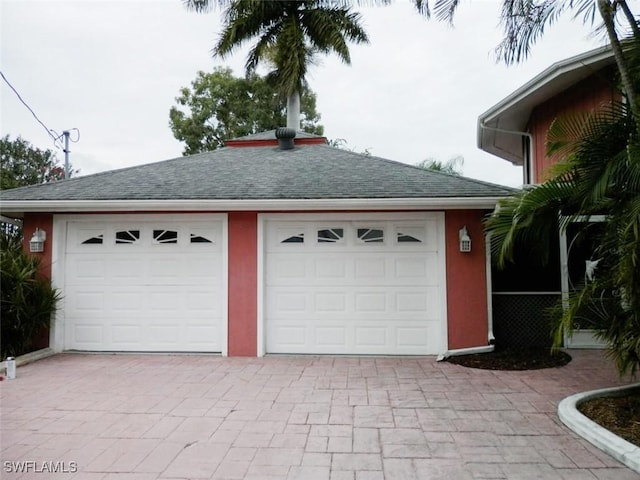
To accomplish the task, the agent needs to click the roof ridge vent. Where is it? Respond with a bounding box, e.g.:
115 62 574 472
275 127 296 150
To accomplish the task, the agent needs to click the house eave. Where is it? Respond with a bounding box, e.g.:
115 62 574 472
477 45 615 165
0 197 506 216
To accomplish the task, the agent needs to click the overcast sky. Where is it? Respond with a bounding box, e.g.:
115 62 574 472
2 1 602 187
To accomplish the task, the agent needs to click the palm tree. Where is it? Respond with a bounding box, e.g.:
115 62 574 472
493 1 640 119
188 0 369 130
485 100 640 376
414 155 464 176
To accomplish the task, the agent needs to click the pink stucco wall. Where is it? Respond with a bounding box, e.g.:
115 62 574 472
20 209 492 355
529 67 618 182
444 210 489 350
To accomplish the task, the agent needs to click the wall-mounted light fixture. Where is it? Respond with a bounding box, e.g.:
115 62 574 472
29 228 46 253
459 226 471 253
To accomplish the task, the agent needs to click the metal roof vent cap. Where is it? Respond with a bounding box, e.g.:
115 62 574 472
275 127 296 150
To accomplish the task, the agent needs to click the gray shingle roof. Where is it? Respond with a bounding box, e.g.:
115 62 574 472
0 143 514 202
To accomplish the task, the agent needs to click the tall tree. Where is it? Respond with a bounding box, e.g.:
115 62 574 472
185 0 369 130
169 68 323 155
0 135 72 190
422 1 640 117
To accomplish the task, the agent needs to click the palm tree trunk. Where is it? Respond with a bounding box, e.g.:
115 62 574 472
616 1 640 40
287 91 301 131
598 0 640 122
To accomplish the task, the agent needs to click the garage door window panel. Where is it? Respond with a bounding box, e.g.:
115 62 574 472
317 228 344 243
82 234 104 245
357 228 384 244
282 233 305 244
190 233 213 244
115 230 140 245
153 229 178 244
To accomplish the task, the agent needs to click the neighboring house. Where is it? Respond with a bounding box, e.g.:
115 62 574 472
0 129 513 357
477 46 618 348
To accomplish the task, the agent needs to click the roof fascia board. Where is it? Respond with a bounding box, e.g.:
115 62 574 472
477 46 614 165
0 197 507 214
478 46 614 126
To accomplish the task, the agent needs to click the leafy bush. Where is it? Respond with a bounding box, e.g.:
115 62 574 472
1 232 60 358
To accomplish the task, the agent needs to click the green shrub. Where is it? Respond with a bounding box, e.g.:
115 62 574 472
1 232 60 358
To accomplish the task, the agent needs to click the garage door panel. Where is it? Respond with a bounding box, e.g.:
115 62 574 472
111 325 142 344
70 324 104 346
265 216 446 355
69 289 106 313
354 327 387 347
267 255 308 279
315 258 347 278
396 327 429 347
66 258 107 284
110 290 144 312
109 258 145 283
64 216 225 352
315 326 346 346
183 256 222 279
272 292 308 313
354 292 388 312
148 325 181 344
186 289 223 313
354 257 386 280
395 291 428 313
314 292 347 312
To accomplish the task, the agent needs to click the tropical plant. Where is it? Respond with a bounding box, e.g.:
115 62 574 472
485 100 640 376
0 232 61 358
170 67 323 154
415 155 464 175
185 0 369 129
492 1 640 118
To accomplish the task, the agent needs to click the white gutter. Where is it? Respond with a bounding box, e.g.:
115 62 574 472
0 197 509 214
477 45 614 166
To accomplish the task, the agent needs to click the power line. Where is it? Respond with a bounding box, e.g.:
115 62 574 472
0 70 60 144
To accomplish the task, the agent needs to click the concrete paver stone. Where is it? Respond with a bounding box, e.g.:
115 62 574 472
0 351 637 479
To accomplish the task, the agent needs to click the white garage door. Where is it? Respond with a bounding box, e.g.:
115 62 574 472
264 213 446 355
62 215 226 352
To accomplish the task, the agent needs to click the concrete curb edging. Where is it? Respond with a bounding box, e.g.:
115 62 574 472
1 348 56 374
558 383 640 473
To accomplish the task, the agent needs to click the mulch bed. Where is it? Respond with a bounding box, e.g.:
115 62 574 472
445 346 572 370
579 390 640 447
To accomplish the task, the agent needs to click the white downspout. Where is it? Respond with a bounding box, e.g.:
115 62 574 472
485 230 495 345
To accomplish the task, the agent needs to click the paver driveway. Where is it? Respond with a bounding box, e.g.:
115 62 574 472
0 351 638 480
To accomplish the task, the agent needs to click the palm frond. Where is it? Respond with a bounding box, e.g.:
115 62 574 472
495 0 569 65
433 0 461 23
